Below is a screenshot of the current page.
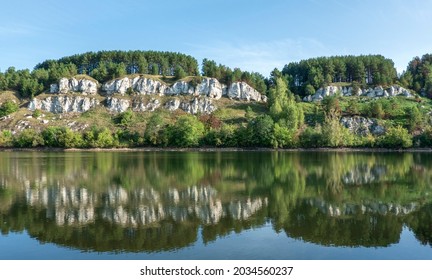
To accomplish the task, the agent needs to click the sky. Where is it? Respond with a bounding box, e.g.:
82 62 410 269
1 0 432 76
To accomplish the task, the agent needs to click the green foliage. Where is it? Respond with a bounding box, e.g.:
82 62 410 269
13 129 44 147
170 115 205 147
246 115 274 147
377 126 412 148
0 130 13 147
174 65 187 80
35 50 199 82
305 84 316 95
32 109 42 118
268 77 304 130
0 100 19 117
405 54 432 96
42 126 83 148
201 58 267 93
115 110 135 127
282 55 397 95
144 112 169 146
84 127 117 148
272 123 295 148
346 98 360 115
299 126 323 148
321 115 354 147
406 106 422 131
321 95 341 117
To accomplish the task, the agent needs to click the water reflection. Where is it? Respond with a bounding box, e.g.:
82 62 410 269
1 151 432 252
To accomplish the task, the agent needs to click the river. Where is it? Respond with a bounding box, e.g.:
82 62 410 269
1 151 431 259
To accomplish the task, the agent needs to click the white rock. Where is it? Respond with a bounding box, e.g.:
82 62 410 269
56 77 98 94
106 97 130 113
28 96 100 113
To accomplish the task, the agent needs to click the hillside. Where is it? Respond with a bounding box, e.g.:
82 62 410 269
2 51 432 149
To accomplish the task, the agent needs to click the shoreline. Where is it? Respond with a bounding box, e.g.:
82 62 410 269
1 147 432 152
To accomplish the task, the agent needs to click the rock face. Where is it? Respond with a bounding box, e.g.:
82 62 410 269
227 82 263 101
101 76 266 102
28 96 100 113
340 116 385 136
102 76 168 96
51 77 98 95
165 98 216 114
106 97 162 113
106 96 216 114
304 85 413 102
32 76 264 114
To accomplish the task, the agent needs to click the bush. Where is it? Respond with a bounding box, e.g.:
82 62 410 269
115 110 135 127
170 115 205 147
377 126 412 148
246 115 274 147
32 109 42 118
13 129 44 147
144 112 169 146
0 100 19 117
42 126 83 148
299 126 323 148
0 130 13 147
83 127 117 148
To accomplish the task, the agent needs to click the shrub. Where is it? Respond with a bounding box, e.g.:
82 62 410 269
170 115 205 147
0 100 19 117
377 126 412 148
13 129 44 147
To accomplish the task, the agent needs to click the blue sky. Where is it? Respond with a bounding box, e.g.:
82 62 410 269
1 0 431 75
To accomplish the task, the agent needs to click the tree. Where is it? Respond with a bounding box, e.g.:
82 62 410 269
144 112 169 146
305 84 316 96
174 65 187 80
378 126 412 148
247 115 274 147
407 106 422 132
170 115 205 147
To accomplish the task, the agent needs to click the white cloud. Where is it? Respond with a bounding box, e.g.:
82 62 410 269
187 38 331 76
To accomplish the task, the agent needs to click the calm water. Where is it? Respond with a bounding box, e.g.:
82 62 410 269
1 151 432 259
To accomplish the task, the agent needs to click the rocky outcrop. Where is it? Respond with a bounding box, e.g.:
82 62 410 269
102 76 168 96
304 85 413 102
340 116 385 136
106 97 130 113
165 97 217 114
101 76 266 102
106 96 216 114
106 97 162 113
227 81 263 101
51 77 98 95
28 96 100 113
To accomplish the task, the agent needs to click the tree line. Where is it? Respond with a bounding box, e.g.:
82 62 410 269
281 55 398 96
2 51 432 99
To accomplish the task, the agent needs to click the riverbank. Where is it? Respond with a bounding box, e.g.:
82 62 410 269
2 146 432 152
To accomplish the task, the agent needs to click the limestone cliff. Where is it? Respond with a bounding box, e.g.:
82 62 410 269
50 77 98 95
28 95 100 113
32 75 266 114
304 85 413 102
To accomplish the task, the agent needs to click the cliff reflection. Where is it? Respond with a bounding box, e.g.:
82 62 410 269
1 151 432 252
